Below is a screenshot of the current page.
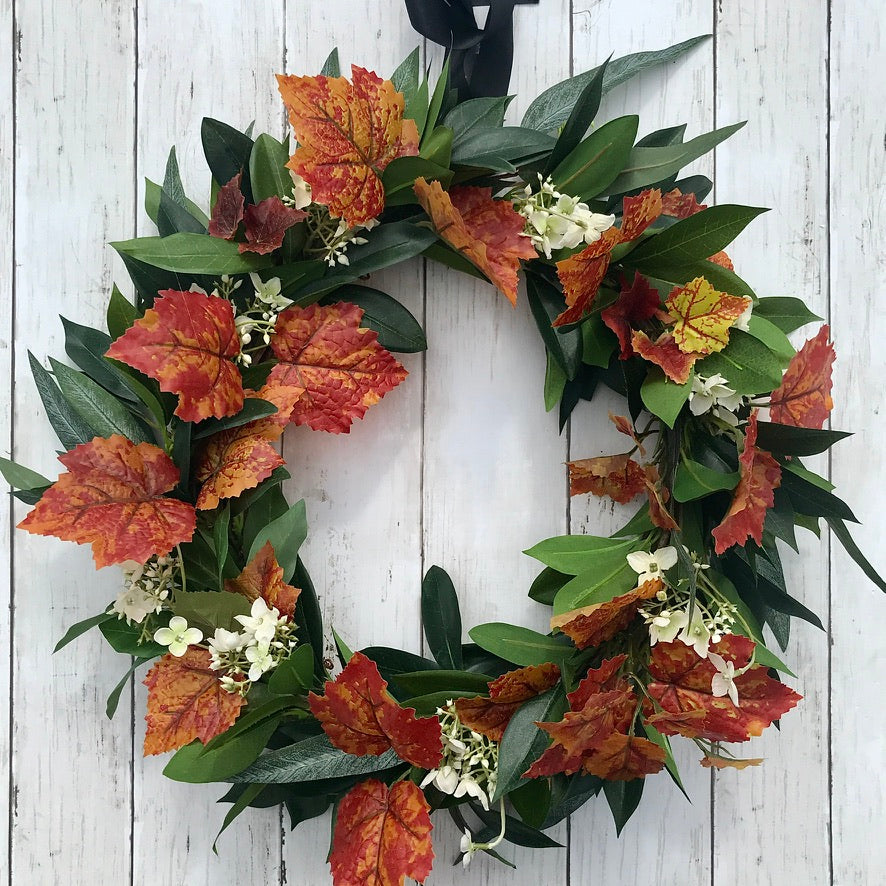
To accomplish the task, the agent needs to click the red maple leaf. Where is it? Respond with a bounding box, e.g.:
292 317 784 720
309 652 442 769
224 541 300 619
330 780 434 886
143 647 245 755
602 273 662 359
208 173 245 239
661 188 706 219
550 578 662 650
195 431 284 510
712 412 782 554
239 197 307 255
413 177 535 306
769 325 835 429
269 302 407 433
631 329 699 385
277 65 419 226
454 663 561 742
18 435 196 568
645 634 801 743
583 732 666 780
567 453 647 503
106 289 243 422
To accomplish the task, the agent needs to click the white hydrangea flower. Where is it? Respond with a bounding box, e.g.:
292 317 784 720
153 616 203 657
708 652 740 705
689 373 743 417
626 546 678 586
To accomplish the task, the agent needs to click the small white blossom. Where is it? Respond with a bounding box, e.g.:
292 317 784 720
235 597 285 646
648 608 690 646
708 652 740 705
110 587 156 625
420 764 460 795
733 300 753 332
153 616 203 657
689 373 742 417
288 171 313 209
679 607 712 658
245 642 275 682
248 273 291 312
460 828 478 868
626 546 678 586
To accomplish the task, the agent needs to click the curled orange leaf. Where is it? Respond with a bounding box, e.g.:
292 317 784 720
106 289 243 422
582 731 666 780
567 453 647 503
643 464 680 531
269 302 407 433
195 431 284 510
224 541 300 619
308 652 442 768
550 578 662 650
661 188 706 219
712 412 782 554
631 329 699 384
769 325 835 429
330 779 434 886
413 177 535 305
618 188 664 242
454 663 561 742
609 413 646 455
277 65 419 225
143 647 244 755
665 277 751 356
700 754 763 770
18 435 196 568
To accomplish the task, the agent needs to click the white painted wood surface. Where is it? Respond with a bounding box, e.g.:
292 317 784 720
3 1 884 884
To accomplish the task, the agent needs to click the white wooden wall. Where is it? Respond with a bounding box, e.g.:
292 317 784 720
2 1 884 883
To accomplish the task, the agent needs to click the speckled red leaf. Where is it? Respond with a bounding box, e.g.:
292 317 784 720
642 464 680 531
246 381 308 436
269 302 407 433
583 732 666 780
309 652 442 768
712 412 782 554
646 634 801 743
195 430 284 510
208 173 245 239
707 250 734 270
278 65 419 225
553 228 620 326
665 277 751 356
224 541 300 619
239 197 307 255
769 325 835 429
454 663 561 742
567 655 628 709
602 273 662 359
143 647 244 755
330 779 434 886
567 453 647 503
413 178 535 305
618 188 663 241
661 188 706 219
550 578 662 650
631 329 699 385
106 289 243 422
18 435 196 568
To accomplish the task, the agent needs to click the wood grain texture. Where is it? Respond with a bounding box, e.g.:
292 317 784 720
2 1 883 884
10 2 135 883
131 4 286 884
568 4 715 884
829 3 886 883
712 3 831 884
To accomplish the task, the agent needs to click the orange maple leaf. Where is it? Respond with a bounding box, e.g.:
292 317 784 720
454 663 561 742
106 289 243 422
712 412 782 554
277 65 419 226
413 177 535 305
631 329 699 385
665 277 751 356
642 464 680 530
18 435 196 568
583 731 666 780
609 413 646 455
769 325 835 429
269 302 407 434
567 453 647 503
309 652 442 769
330 780 434 886
645 634 801 743
550 578 662 650
661 188 706 219
224 541 301 619
143 647 245 755
708 250 734 270
554 189 663 327
601 273 662 359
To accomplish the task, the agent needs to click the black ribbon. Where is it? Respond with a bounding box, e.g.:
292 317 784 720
404 0 539 100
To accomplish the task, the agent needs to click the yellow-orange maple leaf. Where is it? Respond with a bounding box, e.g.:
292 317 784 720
224 541 300 619
665 277 751 355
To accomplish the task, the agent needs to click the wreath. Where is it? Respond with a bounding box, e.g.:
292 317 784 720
4 24 883 886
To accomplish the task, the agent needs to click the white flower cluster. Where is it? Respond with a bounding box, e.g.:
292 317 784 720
420 702 498 811
233 273 292 364
689 373 743 426
207 598 298 695
316 217 378 267
514 175 615 259
110 555 179 626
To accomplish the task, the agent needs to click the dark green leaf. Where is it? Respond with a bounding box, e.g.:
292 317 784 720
113 233 271 276
247 498 308 583
451 126 556 168
171 589 251 634
193 398 279 440
541 774 602 828
673 458 739 502
391 47 420 98
359 647 438 687
444 96 511 141
526 271 582 380
754 422 851 457
828 518 886 594
745 315 795 362
107 285 137 340
293 558 326 679
509 779 552 830
528 567 571 606
697 330 784 395
524 535 636 576
28 351 97 450
551 553 638 616
421 565 463 669
382 156 452 205
268 644 315 696
602 777 644 835
320 285 426 353
99 618 165 658
753 296 823 334
0 457 50 492
61 317 136 401
158 188 207 236
392 669 490 697
106 657 151 719
421 58 450 145
54 612 113 653
469 802 563 849
581 314 617 368
544 350 567 412
202 117 254 202
249 133 292 203
780 466 858 523
320 47 340 77
636 124 687 148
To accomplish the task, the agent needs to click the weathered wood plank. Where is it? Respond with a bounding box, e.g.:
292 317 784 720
712 3 831 884
131 3 286 883
568 3 715 884
829 3 886 883
10 2 135 883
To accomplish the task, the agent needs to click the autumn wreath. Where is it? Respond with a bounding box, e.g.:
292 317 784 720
4 35 883 886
